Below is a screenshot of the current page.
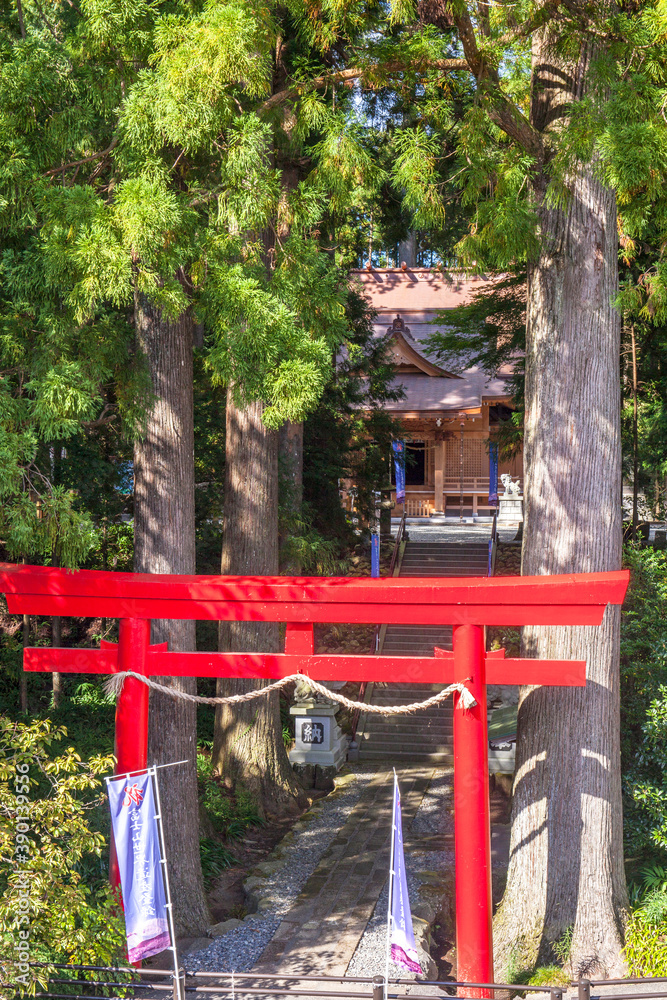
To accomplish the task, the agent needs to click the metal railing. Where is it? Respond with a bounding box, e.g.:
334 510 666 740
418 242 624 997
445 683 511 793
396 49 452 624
577 977 667 1000
24 965 667 1000
388 510 407 578
488 512 498 577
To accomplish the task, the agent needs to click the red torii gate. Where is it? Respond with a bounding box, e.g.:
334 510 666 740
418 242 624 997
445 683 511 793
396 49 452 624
0 564 629 989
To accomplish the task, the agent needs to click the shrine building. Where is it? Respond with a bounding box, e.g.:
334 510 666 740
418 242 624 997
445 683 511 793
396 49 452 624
351 267 523 519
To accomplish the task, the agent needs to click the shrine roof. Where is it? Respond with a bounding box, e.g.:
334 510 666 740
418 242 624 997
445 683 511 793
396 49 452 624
349 269 516 413
382 370 511 412
351 268 494 311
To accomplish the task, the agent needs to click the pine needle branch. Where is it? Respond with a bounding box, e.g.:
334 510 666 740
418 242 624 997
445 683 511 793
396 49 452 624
258 59 471 112
496 0 563 46
451 6 544 160
44 138 119 177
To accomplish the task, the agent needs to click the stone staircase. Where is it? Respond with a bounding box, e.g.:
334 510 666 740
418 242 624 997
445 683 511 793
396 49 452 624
356 523 493 764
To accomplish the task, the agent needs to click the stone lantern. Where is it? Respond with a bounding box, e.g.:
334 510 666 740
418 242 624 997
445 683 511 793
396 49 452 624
289 692 348 790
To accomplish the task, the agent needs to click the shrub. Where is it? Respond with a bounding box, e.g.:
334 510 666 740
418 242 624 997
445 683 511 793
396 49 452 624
0 717 125 997
625 887 667 976
199 838 237 889
196 751 264 839
621 546 667 868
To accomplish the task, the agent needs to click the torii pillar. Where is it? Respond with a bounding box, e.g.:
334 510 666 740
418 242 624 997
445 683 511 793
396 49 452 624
0 565 629 992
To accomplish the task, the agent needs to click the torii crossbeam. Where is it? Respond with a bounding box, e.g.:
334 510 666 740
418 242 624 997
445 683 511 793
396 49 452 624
0 564 629 991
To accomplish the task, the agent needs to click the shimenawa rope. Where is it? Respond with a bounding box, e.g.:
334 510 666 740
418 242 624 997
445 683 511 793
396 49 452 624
102 671 477 713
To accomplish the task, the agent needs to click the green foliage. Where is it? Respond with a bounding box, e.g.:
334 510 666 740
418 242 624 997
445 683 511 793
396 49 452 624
502 928 572 988
0 0 398 581
642 865 667 894
621 547 667 865
202 235 351 428
625 883 667 976
303 287 403 545
454 111 539 270
391 128 446 229
197 752 264 839
199 837 236 890
48 681 117 759
0 718 124 997
526 966 570 989
552 926 573 967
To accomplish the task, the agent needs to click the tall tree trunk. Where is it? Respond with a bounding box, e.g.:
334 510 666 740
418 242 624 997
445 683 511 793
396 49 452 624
211 390 307 816
20 613 29 713
279 420 303 572
52 615 62 708
492 34 628 979
631 323 639 538
133 289 210 936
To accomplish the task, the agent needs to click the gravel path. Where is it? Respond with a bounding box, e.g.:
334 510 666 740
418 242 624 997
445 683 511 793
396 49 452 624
183 767 378 973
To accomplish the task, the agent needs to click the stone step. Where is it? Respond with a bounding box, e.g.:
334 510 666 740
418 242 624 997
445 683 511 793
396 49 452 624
373 681 446 698
402 545 489 563
400 559 488 568
401 555 489 564
363 709 453 723
400 570 487 578
384 630 452 644
400 566 488 573
383 626 453 633
363 706 453 720
363 715 451 728
380 644 452 652
358 748 454 764
361 731 452 747
399 569 487 575
363 712 452 726
401 558 488 565
360 726 451 741
369 690 452 703
403 543 488 552
381 637 452 645
381 638 452 644
402 553 489 560
361 722 451 738
364 702 451 716
359 529 489 762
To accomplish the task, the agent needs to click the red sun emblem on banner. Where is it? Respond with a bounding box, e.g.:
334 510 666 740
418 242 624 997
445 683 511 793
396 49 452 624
122 783 144 807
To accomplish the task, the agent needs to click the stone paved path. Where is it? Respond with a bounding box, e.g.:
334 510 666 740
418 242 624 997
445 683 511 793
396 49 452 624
252 767 436 978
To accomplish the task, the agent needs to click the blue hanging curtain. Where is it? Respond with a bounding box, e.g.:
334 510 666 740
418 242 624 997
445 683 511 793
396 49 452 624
392 441 406 504
489 441 498 506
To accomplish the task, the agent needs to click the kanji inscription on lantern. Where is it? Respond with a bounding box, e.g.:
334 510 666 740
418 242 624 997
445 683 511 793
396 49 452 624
300 721 324 744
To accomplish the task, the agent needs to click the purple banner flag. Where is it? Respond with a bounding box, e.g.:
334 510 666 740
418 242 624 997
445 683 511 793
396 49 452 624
488 441 498 506
388 774 423 974
392 441 405 504
107 771 171 963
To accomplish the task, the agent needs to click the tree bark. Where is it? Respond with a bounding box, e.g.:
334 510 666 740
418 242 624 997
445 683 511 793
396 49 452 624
52 616 62 709
211 390 307 816
631 323 639 538
279 421 303 511
492 33 628 979
279 420 303 572
16 0 25 38
21 613 29 713
133 289 210 936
